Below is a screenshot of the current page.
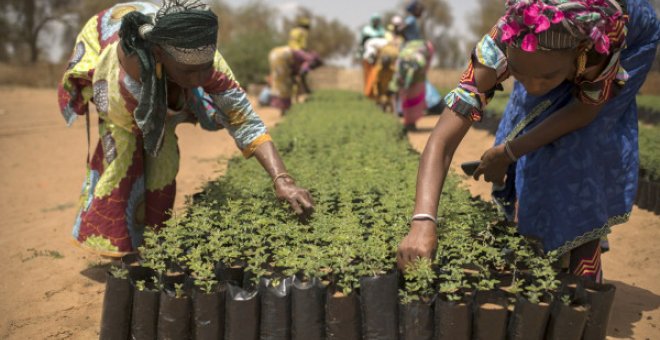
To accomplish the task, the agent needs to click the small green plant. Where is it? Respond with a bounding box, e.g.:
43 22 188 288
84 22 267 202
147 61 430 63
438 266 469 302
135 90 563 307
110 266 128 279
174 283 186 299
400 257 437 304
135 280 147 291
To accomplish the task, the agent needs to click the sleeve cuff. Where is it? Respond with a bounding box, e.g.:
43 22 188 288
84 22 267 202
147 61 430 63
444 88 484 122
241 133 272 158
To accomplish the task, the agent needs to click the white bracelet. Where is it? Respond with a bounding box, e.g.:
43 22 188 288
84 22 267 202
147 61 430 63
412 213 437 224
504 141 518 162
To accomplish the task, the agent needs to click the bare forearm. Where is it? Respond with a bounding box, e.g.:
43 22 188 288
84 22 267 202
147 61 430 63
253 141 288 179
509 100 602 157
414 110 471 216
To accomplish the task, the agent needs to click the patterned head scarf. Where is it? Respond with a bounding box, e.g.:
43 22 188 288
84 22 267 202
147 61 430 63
119 0 218 156
500 0 626 54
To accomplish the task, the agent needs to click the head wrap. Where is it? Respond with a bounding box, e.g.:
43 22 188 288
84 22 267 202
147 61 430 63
500 0 626 54
406 1 423 14
119 0 218 156
391 15 403 27
297 17 311 28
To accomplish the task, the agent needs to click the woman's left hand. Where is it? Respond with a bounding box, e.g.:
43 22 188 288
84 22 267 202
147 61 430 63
274 177 315 220
473 144 513 186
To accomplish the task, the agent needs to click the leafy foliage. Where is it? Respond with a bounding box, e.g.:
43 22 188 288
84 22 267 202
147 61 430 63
139 90 561 303
639 124 660 181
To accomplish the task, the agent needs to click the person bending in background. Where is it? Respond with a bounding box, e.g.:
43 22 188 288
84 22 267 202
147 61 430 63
268 45 322 116
397 0 659 283
58 0 314 257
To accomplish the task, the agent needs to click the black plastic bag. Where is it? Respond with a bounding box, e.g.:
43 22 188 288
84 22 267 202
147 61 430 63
400 299 434 340
121 253 142 269
157 275 191 340
636 179 649 209
650 182 660 213
132 289 160 340
360 271 399 340
214 262 245 287
225 284 260 340
192 284 226 340
326 291 361 340
581 280 616 340
434 297 471 340
545 301 589 340
472 290 508 340
100 271 133 340
259 277 292 340
292 277 326 340
506 297 550 340
129 267 159 340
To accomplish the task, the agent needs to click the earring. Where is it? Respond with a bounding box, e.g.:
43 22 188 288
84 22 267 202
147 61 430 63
576 50 588 78
156 62 163 79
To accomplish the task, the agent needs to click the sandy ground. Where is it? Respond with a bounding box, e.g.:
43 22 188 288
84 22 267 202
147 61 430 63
0 87 657 339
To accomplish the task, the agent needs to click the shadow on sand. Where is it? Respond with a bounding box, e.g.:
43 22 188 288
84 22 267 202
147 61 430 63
606 279 660 338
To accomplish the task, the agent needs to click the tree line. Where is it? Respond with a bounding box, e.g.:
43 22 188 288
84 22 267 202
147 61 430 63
1 0 656 74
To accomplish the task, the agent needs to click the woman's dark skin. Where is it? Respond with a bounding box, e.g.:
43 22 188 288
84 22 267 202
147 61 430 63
397 45 608 271
117 44 315 218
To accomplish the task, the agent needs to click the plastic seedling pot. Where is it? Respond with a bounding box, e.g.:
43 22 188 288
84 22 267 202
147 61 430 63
326 289 361 340
100 270 133 340
472 290 509 340
434 296 472 340
225 283 260 340
400 296 435 340
259 277 293 340
359 271 399 340
292 276 326 340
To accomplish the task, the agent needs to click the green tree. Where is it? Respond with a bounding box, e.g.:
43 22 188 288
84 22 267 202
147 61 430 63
418 0 453 37
208 0 234 45
219 1 284 85
1 0 78 63
433 32 465 68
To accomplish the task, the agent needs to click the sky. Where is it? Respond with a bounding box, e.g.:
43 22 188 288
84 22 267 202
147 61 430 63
221 0 478 35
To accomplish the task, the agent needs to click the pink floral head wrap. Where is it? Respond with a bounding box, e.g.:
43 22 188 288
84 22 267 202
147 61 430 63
500 0 626 54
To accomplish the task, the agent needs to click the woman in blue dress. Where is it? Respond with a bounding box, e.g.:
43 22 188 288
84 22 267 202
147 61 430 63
397 0 659 282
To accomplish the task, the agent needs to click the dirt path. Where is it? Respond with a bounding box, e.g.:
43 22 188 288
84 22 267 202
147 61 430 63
0 87 657 339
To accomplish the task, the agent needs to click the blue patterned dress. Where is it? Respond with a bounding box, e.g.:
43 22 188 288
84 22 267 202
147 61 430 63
446 0 659 255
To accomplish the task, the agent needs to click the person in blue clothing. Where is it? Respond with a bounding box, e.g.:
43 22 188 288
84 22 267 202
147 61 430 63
401 1 425 42
398 0 659 283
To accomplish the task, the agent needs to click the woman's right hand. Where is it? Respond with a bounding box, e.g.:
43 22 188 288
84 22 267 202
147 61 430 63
397 220 438 271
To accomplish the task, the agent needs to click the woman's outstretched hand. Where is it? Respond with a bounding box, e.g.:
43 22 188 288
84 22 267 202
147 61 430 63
397 220 438 271
473 144 512 186
274 177 315 220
